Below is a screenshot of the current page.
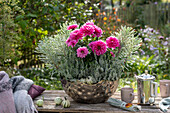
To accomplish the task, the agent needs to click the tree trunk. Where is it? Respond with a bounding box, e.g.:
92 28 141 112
111 0 114 8
119 0 122 5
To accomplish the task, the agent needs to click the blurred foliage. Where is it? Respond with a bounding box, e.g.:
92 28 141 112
14 67 62 90
118 78 137 92
126 0 162 7
160 23 170 37
0 65 62 90
0 0 23 66
123 26 169 80
0 0 100 68
0 66 17 78
121 1 169 31
94 7 126 38
124 55 160 77
15 0 99 47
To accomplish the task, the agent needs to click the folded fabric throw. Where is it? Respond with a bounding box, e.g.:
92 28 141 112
107 98 141 112
0 71 16 113
10 76 38 113
159 97 170 113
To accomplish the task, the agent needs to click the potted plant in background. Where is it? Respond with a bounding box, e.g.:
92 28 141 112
36 21 141 103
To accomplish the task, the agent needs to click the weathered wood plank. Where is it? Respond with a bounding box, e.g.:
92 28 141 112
34 90 169 113
35 101 163 113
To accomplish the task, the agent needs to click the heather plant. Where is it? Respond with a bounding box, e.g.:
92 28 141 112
36 21 141 83
138 26 169 57
124 26 169 79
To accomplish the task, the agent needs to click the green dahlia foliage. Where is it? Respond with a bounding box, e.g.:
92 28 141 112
36 21 141 83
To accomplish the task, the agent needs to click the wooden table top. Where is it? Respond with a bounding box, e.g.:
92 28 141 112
34 90 169 113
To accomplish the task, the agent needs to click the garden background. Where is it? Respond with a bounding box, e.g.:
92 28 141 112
0 0 169 92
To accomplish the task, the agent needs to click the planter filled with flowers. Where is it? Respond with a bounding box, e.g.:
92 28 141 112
36 21 141 104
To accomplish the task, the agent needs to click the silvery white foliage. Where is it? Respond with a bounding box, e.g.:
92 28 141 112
59 49 124 83
113 26 142 59
36 21 78 68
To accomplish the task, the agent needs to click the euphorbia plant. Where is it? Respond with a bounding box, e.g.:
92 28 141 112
36 21 141 83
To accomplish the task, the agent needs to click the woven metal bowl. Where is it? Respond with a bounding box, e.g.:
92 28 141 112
61 80 119 104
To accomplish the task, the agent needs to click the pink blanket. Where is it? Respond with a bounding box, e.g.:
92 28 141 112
0 71 16 113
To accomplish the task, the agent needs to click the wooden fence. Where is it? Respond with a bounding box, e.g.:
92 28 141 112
17 48 44 69
117 3 170 29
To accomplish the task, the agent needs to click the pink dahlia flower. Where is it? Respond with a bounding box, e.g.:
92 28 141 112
66 37 71 45
93 25 103 37
70 29 83 41
110 52 115 58
80 25 95 36
67 40 78 48
77 47 89 58
106 36 120 49
88 41 95 50
85 22 94 26
67 24 78 30
89 40 107 56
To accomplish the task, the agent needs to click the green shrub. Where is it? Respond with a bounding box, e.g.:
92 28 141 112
0 1 22 66
15 67 62 90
